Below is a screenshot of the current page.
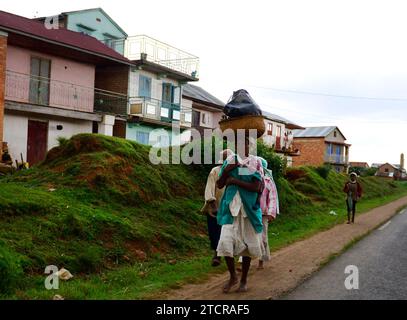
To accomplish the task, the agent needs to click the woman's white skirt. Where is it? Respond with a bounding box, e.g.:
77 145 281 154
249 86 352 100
216 210 264 258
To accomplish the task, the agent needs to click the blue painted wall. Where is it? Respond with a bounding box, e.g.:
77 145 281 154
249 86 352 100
65 9 127 54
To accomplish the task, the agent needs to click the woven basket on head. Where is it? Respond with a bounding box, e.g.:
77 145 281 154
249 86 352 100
219 115 266 138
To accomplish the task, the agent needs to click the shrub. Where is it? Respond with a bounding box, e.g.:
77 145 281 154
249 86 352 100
361 167 378 177
56 136 69 147
314 165 331 179
0 245 23 294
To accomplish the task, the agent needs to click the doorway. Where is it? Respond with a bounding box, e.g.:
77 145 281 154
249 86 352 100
27 120 48 165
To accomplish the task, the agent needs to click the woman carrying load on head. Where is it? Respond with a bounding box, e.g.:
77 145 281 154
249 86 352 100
216 135 265 293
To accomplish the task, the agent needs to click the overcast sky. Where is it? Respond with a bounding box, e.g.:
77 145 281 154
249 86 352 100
2 0 407 164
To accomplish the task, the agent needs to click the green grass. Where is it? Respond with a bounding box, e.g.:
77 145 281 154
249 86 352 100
1 134 407 299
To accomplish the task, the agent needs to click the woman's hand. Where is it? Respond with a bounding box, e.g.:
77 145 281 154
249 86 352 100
208 201 217 218
225 176 237 186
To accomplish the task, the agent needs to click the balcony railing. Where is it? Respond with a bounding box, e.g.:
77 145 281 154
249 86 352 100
124 35 199 78
129 96 192 127
5 70 127 115
324 154 349 164
94 90 128 115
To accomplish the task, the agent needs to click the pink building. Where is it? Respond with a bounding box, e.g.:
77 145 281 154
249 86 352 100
0 10 131 165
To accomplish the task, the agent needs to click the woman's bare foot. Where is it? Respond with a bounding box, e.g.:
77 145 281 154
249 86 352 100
257 261 264 270
236 282 248 293
223 276 238 293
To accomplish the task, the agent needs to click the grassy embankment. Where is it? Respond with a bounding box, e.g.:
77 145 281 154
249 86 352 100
0 134 406 299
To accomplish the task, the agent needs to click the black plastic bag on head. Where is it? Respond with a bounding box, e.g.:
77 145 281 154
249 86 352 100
224 89 262 118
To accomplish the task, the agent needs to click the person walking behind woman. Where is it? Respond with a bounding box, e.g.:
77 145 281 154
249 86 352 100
343 172 363 224
201 149 234 267
258 157 279 269
216 137 264 293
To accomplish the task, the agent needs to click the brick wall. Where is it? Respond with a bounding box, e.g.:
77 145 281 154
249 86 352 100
292 137 326 167
94 65 129 116
0 33 7 154
95 65 129 95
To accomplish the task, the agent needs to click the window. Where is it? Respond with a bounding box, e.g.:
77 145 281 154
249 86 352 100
139 75 152 98
327 143 333 154
173 86 181 105
334 131 337 138
172 110 180 121
385 168 389 173
157 134 170 147
276 125 282 137
29 57 51 105
192 110 200 127
267 123 273 135
136 131 150 145
162 83 173 104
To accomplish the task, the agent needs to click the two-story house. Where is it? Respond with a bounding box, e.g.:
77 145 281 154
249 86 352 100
182 84 224 137
35 8 128 54
0 10 131 165
292 126 351 173
262 111 304 167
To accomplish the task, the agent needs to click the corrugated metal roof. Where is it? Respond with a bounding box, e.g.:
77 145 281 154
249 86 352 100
262 111 303 129
0 10 131 64
183 84 224 108
293 126 338 138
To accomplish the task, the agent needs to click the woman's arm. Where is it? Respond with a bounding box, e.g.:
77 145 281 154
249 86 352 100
217 162 240 189
226 176 263 193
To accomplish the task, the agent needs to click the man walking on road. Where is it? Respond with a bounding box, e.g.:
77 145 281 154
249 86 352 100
343 172 363 224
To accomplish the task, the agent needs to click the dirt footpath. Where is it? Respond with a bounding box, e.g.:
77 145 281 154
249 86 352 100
164 196 407 300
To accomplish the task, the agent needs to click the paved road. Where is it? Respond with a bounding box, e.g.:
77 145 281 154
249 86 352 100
284 209 407 300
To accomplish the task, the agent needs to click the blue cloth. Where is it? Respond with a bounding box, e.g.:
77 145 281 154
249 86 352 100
217 155 263 233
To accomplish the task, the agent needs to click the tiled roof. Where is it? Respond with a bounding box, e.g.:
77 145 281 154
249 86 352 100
183 84 224 108
0 10 131 64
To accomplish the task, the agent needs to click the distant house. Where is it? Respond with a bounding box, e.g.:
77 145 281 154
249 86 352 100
350 162 370 168
182 84 224 136
262 111 304 167
292 126 351 173
35 8 128 54
375 163 406 179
